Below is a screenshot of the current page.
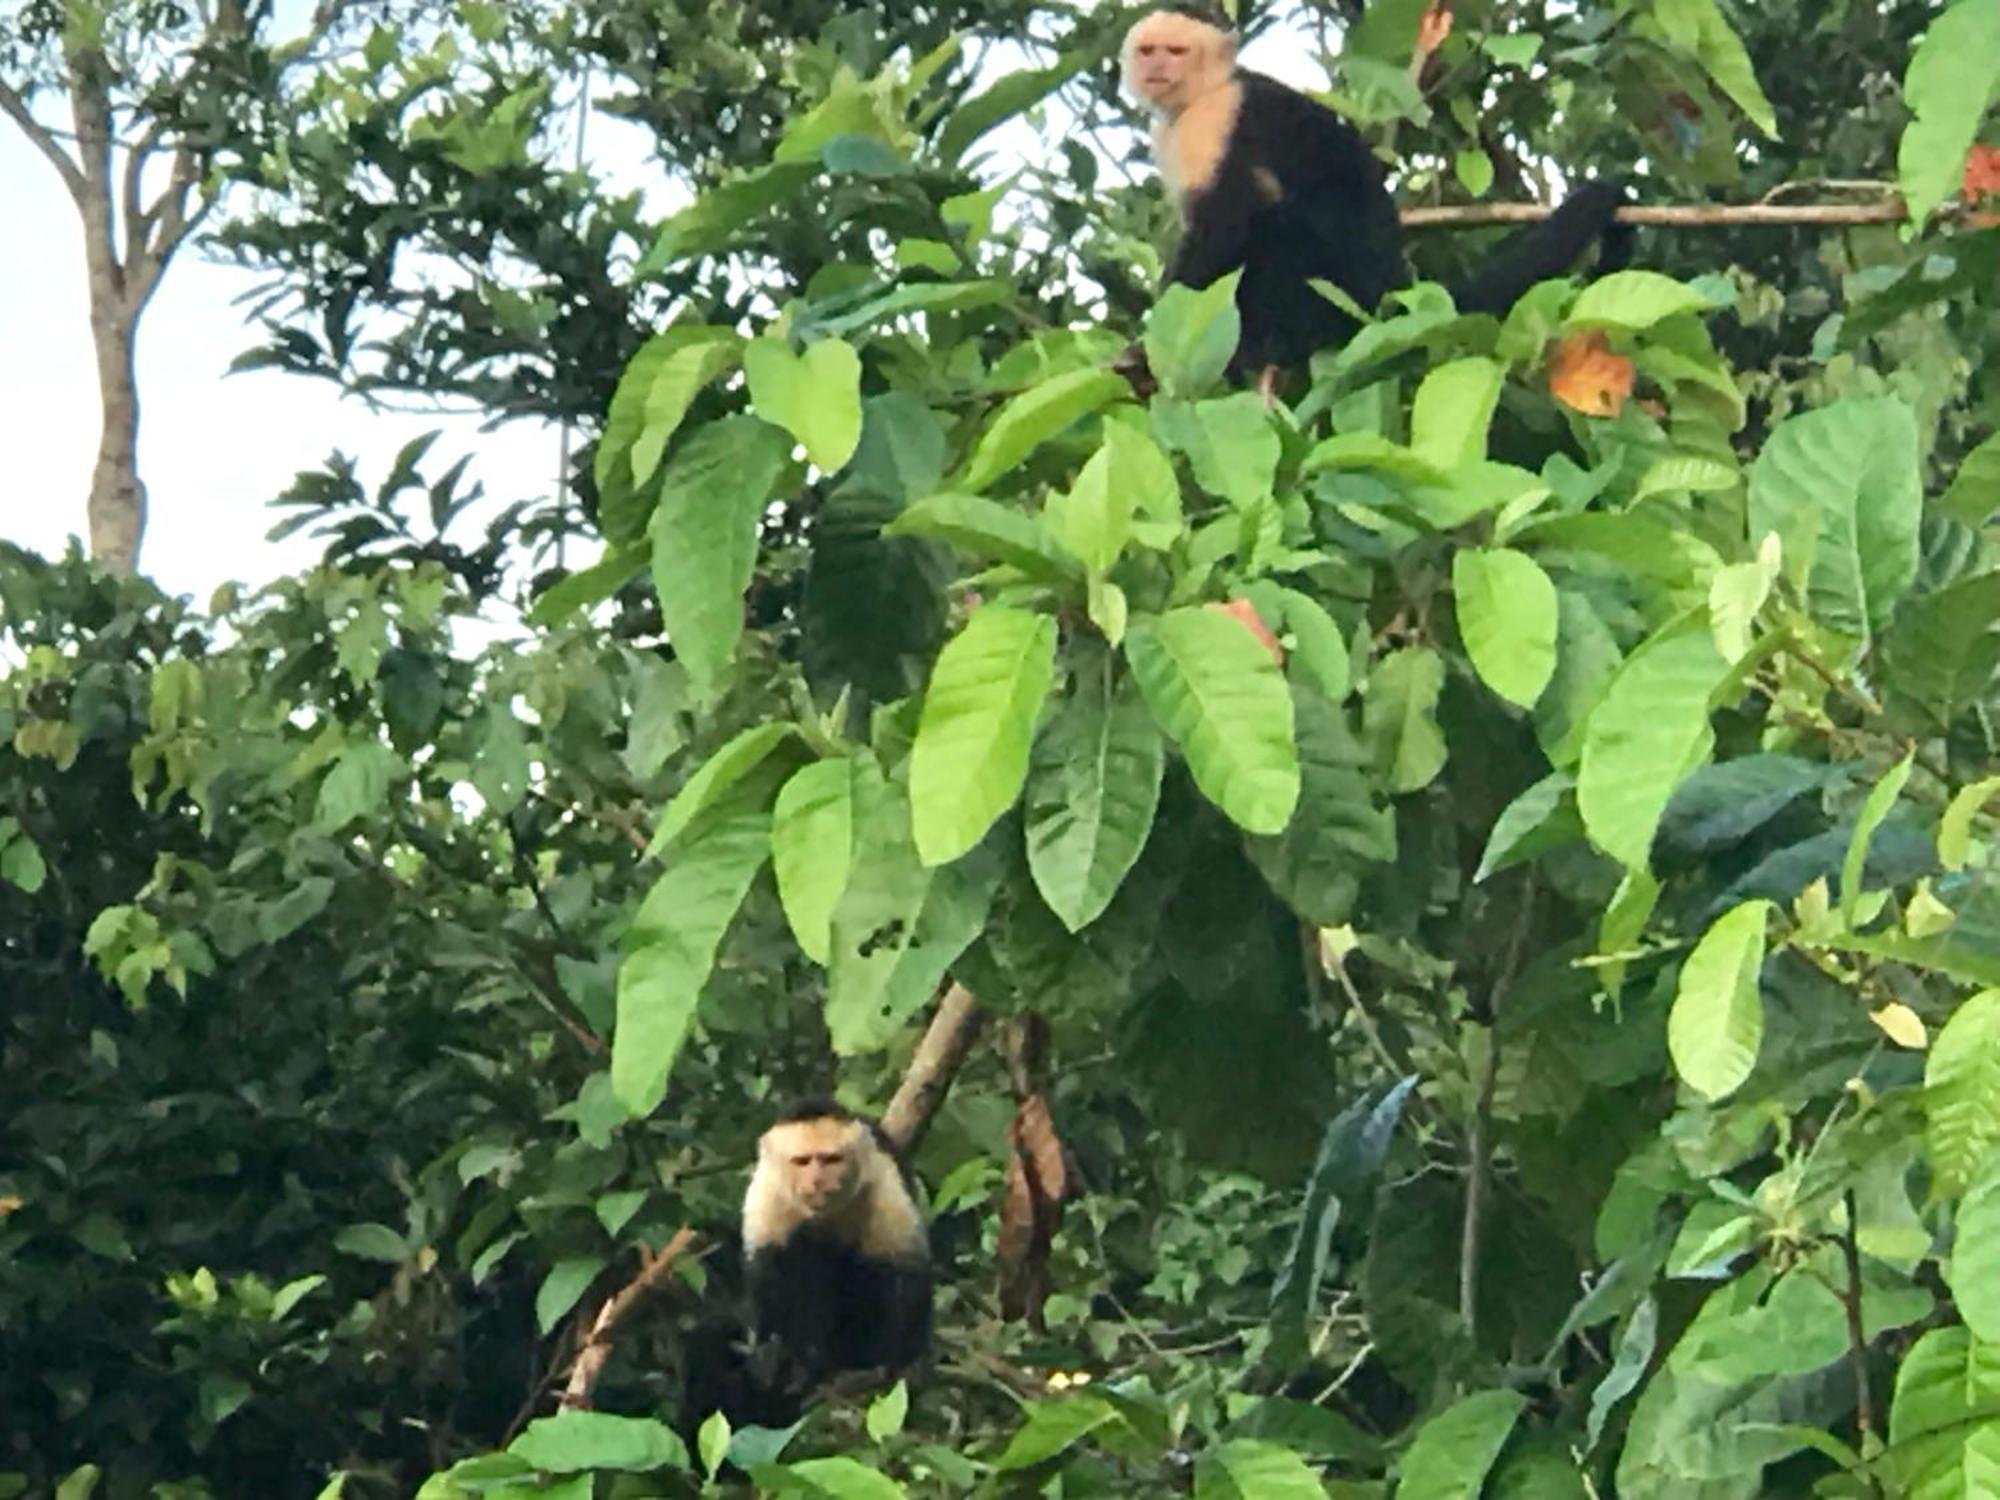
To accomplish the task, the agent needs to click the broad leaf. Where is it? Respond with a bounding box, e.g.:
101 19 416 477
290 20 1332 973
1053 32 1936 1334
649 416 795 699
1578 616 1729 869
510 1410 688 1473
1154 393 1280 509
1363 646 1449 794
1950 1159 2000 1343
1940 432 2000 526
1896 2 2000 227
1045 438 1136 574
1247 688 1396 922
910 607 1059 865
1475 773 1582 882
995 1395 1121 1470
654 723 798 852
1882 572 2000 729
1454 547 1558 707
596 326 742 500
772 759 856 964
1748 397 1921 642
1194 1440 1327 1500
1940 776 2000 872
1886 1327 2000 1500
1567 271 1714 330
1397 1390 1529 1500
1143 273 1242 399
773 1457 906 1500
886 493 1080 583
1126 608 1300 835
1411 358 1503 471
535 1257 605 1335
1840 752 1915 923
960 369 1129 492
744 336 864 473
612 808 771 1115
1926 989 2000 1197
1668 899 1768 1101
1024 654 1165 932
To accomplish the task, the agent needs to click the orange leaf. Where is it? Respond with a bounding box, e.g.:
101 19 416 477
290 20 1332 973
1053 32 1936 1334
1548 330 1635 418
1962 144 2000 202
1209 597 1284 664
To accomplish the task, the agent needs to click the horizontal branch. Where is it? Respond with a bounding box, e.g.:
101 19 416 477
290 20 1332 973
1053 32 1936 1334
1401 199 1911 230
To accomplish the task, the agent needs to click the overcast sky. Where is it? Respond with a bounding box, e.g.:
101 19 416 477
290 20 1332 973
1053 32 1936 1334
0 17 1326 608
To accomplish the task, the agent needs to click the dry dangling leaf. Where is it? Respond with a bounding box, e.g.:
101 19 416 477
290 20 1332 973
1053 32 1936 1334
1548 330 1635 417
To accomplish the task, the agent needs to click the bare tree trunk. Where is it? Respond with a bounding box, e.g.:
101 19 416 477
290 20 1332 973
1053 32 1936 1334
86 303 147 576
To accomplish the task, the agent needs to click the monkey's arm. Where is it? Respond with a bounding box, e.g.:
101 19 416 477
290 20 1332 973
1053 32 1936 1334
1164 176 1258 290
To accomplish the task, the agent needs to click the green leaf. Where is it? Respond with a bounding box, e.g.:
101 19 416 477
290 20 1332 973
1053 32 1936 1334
1247 688 1396 922
1577 615 1729 869
333 1223 409 1263
866 1382 910 1443
960 369 1129 492
1536 590 1623 769
772 760 856 965
642 161 818 269
1397 1390 1529 1500
1475 773 1581 882
1411 358 1503 471
1455 147 1495 197
649 415 796 699
1940 776 2000 872
1126 607 1300 835
938 50 1090 163
0 820 47 894
1668 900 1769 1102
510 1409 689 1473
1024 655 1165 932
775 1457 906 1500
1154 393 1280 509
886 492 1081 582
1362 645 1449 794
612 808 771 1115
1950 1160 2000 1343
1926 989 2000 1197
826 766 998 1053
1897 1 2000 227
1143 274 1242 399
1658 0 1778 136
1886 1327 2000 1497
535 1256 604 1335
1102 417 1182 525
1840 752 1915 924
1567 271 1714 330
529 545 649 627
655 723 797 852
598 327 743 495
314 742 398 834
1264 587 1349 702
1045 437 1136 574
1453 548 1558 708
1194 1440 1328 1500
910 607 1059 865
1748 397 1921 642
1588 1300 1659 1449
995 1395 1120 1470
1882 571 2000 729
744 336 864 473
270 1275 326 1322
1940 432 2000 526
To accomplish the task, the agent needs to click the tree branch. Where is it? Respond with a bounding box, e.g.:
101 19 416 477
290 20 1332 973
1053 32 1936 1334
1460 878 1537 1340
1838 1188 1881 1471
1402 199 1916 230
0 77 86 201
558 1228 700 1410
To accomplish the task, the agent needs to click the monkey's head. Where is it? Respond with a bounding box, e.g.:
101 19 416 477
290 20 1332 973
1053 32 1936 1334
759 1106 871 1220
1122 9 1236 115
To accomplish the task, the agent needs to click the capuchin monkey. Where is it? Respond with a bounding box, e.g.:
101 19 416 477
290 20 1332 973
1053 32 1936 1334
682 1100 932 1432
1120 6 1633 396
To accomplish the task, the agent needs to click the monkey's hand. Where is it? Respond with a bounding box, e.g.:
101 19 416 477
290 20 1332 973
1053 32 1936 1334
1111 341 1157 399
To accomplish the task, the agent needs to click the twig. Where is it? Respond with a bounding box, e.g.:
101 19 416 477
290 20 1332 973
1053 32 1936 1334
0 78 86 200
1401 200 1915 230
559 1228 700 1410
1460 879 1537 1338
1838 1188 1882 1476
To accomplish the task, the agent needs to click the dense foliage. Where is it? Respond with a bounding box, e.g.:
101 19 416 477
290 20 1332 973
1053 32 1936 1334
6 1 2000 1499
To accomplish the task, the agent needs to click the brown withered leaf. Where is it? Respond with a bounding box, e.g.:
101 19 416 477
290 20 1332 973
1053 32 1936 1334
1548 330 1635 417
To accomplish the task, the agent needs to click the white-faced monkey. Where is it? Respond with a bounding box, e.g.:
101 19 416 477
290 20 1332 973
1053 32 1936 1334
683 1099 933 1431
1122 6 1632 394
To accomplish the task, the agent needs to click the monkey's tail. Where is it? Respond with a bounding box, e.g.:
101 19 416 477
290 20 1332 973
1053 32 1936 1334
1447 178 1633 317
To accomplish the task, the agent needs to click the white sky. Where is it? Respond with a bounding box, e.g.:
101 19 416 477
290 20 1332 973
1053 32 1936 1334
0 19 1327 607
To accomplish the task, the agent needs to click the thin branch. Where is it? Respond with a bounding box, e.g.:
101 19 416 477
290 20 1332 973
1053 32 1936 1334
0 77 86 200
1460 878 1537 1339
1402 199 1915 230
1839 1188 1882 1475
558 1228 700 1410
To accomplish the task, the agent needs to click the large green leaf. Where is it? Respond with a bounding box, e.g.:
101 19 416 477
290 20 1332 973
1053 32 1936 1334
885 493 1080 583
1194 1440 1327 1500
994 1396 1121 1470
1886 1327 2000 1500
611 807 771 1115
1940 776 2000 872
1247 688 1396 922
1926 989 2000 1197
1578 615 1729 869
1897 1 2000 227
649 416 795 699
1940 432 2000 526
826 767 999 1053
510 1411 689 1474
1747 398 1921 642
744 336 863 473
1045 438 1136 575
938 49 1092 163
1840 752 1915 924
1656 0 1778 137
1397 1390 1529 1500
1667 899 1768 1101
596 326 743 503
1454 547 1558 708
910 607 1059 866
769 1457 906 1500
641 161 818 269
1362 645 1449 794
1475 773 1582 882
1881 571 2000 729
1126 607 1300 835
1950 1159 2000 1343
534 1257 605 1336
1024 655 1165 932
1536 589 1623 768
1411 358 1503 471
653 723 798 853
1567 271 1714 330
771 759 855 965
1153 393 1280 509
959 369 1129 492
1143 274 1242 400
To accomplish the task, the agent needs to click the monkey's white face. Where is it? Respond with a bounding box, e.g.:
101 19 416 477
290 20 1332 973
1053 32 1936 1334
1123 16 1232 114
765 1119 863 1217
